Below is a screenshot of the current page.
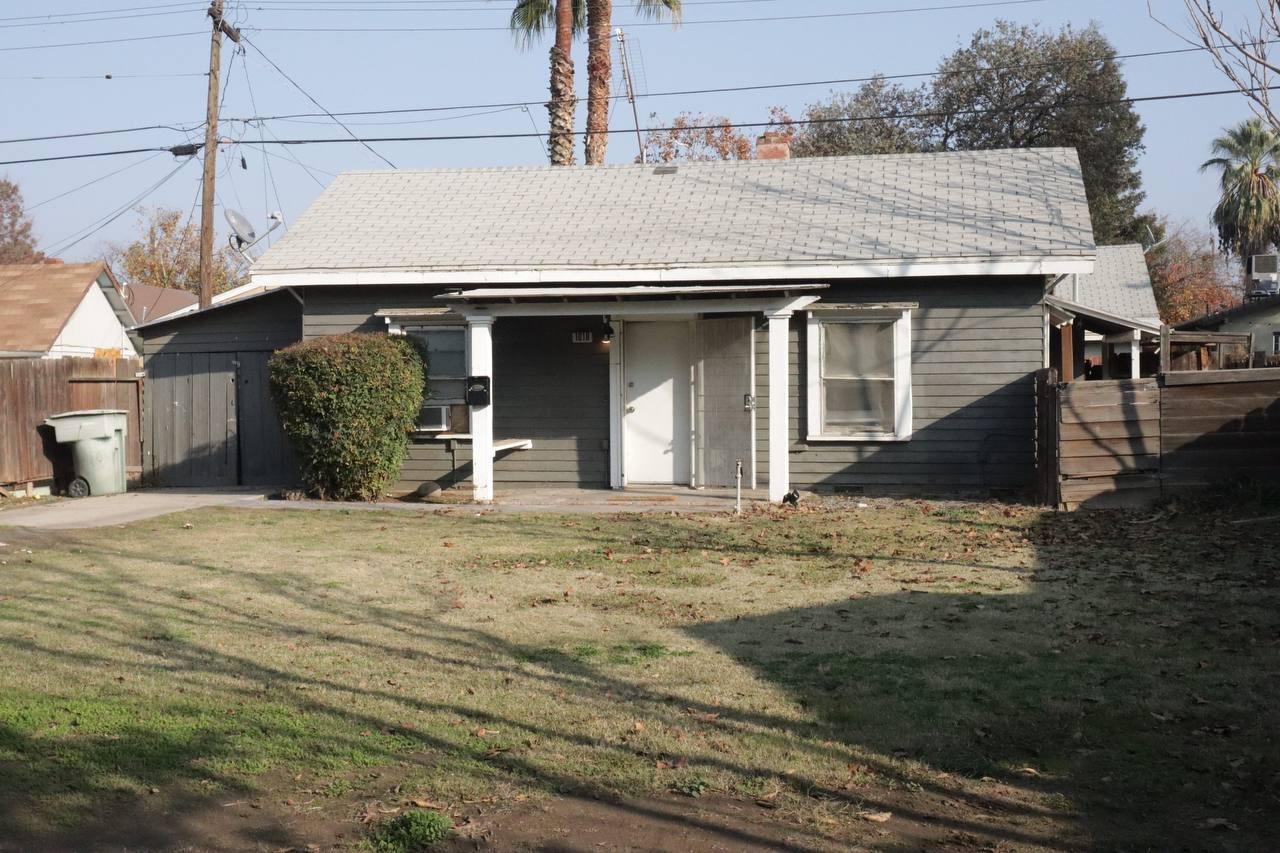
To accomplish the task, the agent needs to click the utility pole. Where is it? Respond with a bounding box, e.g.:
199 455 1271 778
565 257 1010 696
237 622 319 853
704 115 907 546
616 29 645 164
199 0 240 310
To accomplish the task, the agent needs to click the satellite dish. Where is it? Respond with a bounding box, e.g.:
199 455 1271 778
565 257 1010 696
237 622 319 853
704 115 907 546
224 208 256 250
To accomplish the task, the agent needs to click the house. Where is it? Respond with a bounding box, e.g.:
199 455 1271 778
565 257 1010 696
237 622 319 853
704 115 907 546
1045 244 1161 380
0 262 138 359
120 281 198 325
1176 294 1280 365
136 145 1097 501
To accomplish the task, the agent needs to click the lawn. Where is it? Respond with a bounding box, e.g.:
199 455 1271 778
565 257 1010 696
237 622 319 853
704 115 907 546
0 499 1276 851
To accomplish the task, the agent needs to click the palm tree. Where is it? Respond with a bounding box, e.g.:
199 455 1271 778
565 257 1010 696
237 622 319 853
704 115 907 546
1200 117 1280 261
511 0 585 165
583 1 682 165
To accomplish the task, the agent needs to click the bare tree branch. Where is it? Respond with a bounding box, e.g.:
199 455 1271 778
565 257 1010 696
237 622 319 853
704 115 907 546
1152 0 1280 129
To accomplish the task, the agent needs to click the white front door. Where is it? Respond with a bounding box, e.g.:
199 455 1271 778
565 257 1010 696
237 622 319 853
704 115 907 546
623 321 691 484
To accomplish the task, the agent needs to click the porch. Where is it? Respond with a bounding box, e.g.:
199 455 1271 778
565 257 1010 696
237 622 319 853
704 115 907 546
382 284 824 503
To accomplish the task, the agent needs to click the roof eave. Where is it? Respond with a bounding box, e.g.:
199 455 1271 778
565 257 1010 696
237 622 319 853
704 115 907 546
250 255 1096 288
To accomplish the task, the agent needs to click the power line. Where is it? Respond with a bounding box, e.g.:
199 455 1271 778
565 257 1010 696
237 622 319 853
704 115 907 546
252 0 1047 34
1 39 1251 147
8 83 1269 168
43 158 195 257
240 50 291 233
0 32 205 53
0 146 181 166
222 41 1261 124
0 8 208 29
27 152 166 210
0 122 202 146
240 34 398 169
0 2 203 22
0 71 207 81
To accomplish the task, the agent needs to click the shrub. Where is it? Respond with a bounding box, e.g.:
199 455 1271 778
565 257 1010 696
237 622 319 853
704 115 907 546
268 333 425 501
369 809 453 852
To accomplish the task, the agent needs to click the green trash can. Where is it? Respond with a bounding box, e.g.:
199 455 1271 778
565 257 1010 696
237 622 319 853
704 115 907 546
43 410 129 498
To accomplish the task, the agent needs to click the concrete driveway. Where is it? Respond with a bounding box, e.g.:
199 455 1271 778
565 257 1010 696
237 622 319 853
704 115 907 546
0 485 765 530
0 489 272 530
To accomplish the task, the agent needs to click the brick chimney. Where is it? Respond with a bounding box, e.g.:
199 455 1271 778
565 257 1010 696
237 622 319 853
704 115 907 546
756 132 791 161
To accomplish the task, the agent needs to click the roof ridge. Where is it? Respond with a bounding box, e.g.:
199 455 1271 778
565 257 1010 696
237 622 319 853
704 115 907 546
331 147 1080 178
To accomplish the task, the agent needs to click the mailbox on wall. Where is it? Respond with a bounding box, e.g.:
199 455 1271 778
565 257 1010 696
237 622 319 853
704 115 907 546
465 376 491 406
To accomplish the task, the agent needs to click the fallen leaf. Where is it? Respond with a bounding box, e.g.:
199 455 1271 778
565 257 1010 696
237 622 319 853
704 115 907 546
861 811 892 823
1199 818 1239 831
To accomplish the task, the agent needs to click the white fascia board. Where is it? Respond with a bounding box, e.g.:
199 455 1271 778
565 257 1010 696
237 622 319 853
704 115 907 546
248 256 1096 289
1044 295 1160 336
454 295 821 319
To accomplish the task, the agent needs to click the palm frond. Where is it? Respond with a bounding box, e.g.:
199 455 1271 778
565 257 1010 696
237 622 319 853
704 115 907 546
510 0 555 48
510 0 587 48
632 0 682 24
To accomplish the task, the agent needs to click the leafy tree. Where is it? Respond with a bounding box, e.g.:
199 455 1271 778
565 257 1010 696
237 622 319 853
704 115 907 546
583 0 681 165
0 177 44 264
105 207 246 296
786 76 932 158
929 21 1150 245
511 0 584 165
639 112 755 162
1199 118 1280 261
1147 221 1242 325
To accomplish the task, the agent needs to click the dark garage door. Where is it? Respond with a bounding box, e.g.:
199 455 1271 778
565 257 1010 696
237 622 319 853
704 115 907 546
145 351 296 487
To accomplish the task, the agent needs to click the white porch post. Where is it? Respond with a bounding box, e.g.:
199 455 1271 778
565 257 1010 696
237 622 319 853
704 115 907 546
466 315 495 503
766 310 791 503
1129 332 1141 379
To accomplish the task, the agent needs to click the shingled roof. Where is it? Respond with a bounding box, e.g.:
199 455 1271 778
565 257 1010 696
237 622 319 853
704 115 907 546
252 148 1094 280
0 262 113 355
1052 244 1160 327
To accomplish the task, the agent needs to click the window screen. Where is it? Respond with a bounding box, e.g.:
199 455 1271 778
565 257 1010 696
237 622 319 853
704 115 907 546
820 320 896 435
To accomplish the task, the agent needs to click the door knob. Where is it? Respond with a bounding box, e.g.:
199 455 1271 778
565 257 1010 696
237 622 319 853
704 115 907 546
625 406 636 414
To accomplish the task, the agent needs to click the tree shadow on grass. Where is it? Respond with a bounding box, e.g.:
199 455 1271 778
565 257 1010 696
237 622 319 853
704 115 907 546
1 507 1276 851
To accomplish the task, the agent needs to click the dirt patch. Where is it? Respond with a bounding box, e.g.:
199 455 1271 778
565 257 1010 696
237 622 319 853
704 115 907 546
443 788 1045 853
447 793 850 852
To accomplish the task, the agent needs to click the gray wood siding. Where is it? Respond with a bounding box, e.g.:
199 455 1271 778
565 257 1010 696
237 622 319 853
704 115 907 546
141 292 303 487
141 291 302 355
755 277 1045 496
301 287 610 491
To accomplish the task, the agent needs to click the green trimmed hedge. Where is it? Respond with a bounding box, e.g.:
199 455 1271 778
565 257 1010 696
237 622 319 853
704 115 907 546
268 333 425 501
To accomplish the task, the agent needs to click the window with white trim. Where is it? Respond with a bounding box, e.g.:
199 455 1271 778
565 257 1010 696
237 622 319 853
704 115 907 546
806 309 912 441
406 325 467 431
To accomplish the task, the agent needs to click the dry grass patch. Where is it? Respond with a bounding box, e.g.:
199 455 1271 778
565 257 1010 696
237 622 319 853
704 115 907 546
0 499 1275 851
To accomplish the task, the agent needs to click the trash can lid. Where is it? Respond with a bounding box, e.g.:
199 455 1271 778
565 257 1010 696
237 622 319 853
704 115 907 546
45 409 128 419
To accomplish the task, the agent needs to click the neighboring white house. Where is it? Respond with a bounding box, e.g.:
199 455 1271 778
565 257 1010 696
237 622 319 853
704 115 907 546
0 262 138 359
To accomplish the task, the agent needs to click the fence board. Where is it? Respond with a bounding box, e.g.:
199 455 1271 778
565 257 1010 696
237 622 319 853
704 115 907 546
1042 368 1280 509
0 357 143 486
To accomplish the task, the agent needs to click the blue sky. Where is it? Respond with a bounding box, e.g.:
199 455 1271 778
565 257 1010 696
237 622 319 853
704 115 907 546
0 0 1264 262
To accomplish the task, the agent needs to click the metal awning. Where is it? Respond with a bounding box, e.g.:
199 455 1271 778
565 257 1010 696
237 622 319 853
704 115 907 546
436 283 829 302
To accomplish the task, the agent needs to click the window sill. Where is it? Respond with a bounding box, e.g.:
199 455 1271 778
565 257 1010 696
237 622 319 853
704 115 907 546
806 433 910 443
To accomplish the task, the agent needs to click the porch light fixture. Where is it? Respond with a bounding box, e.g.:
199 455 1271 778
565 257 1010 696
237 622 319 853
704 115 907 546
601 316 615 343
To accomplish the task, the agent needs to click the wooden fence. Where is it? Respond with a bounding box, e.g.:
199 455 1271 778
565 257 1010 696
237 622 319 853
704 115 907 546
0 357 143 490
1036 367 1280 509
